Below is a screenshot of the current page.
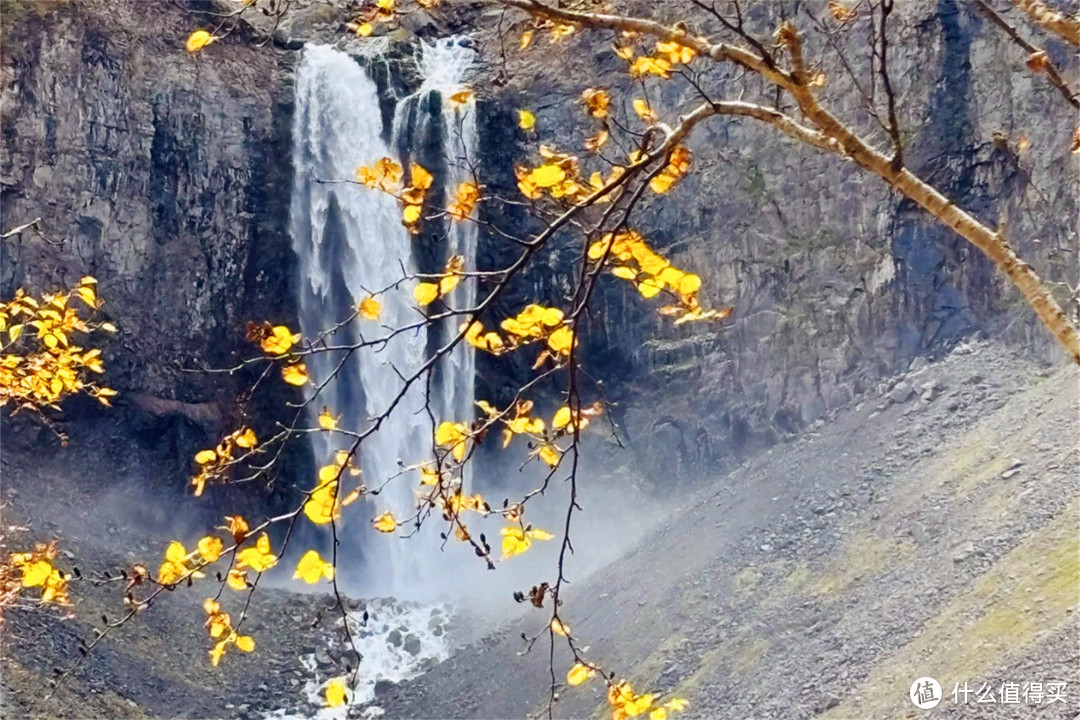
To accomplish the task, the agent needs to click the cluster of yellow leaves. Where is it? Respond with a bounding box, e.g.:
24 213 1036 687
203 597 255 666
304 451 364 525
0 279 117 412
185 30 217 53
5 542 70 606
246 322 308 386
293 550 334 584
191 426 258 497
462 304 576 372
356 158 434 232
624 40 697 79
648 145 692 194
157 539 213 585
344 0 398 37
500 524 553 559
236 532 278 573
447 182 481 221
414 254 466 306
516 144 626 204
434 420 473 462
519 19 577 47
588 230 730 325
565 666 687 720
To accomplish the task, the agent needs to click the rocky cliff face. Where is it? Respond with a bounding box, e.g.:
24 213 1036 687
474 0 1078 483
1 0 307 521
1 0 1076 501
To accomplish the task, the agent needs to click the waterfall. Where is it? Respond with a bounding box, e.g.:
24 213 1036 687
290 40 477 599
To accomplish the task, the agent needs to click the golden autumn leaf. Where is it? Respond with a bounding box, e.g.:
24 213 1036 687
410 163 434 190
195 449 217 465
538 444 561 466
227 569 249 590
293 550 335 584
281 362 309 386
197 536 224 563
520 29 533 49
325 678 348 708
235 635 255 652
527 527 554 541
359 295 381 320
500 526 530 558
185 30 217 53
828 1 857 22
546 326 575 355
529 164 566 188
414 282 440 306
21 560 52 588
551 617 570 636
566 662 593 686
373 512 398 533
449 89 474 105
318 407 339 430
633 98 658 123
236 533 277 572
210 639 228 667
261 325 300 355
518 109 536 131
581 88 611 118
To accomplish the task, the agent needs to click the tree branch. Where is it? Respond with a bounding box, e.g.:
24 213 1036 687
975 0 1080 107
1011 0 1080 45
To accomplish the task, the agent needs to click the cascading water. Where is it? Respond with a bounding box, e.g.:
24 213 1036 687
289 40 477 601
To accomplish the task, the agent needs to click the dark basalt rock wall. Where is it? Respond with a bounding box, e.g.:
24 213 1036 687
1 1 1076 507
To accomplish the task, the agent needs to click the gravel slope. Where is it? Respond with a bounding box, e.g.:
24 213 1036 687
376 341 1079 719
2 341 1076 720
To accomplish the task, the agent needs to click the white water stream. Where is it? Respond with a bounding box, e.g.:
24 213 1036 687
286 39 477 713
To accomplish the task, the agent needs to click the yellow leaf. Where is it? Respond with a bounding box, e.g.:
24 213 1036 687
197 536 224 562
529 164 566 188
551 617 570 636
518 109 536 131
235 427 258 448
226 569 249 591
566 662 593 686
402 203 423 226
677 273 702 296
195 449 217 465
650 708 668 720
633 98 657 123
100 322 118 333
637 278 663 299
165 541 188 564
359 295 381 320
410 163 434 190
546 326 575 356
520 30 533 49
294 550 335 584
261 325 300 355
450 89 474 105
581 88 611 118
552 406 571 430
665 698 688 712
318 407 339 430
325 678 348 708
500 526 530 558
281 362 309 386
185 30 217 53
373 512 398 533
210 639 228 667
438 274 461 296
414 282 439 306
235 635 255 652
527 527 554 541
21 561 52 588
